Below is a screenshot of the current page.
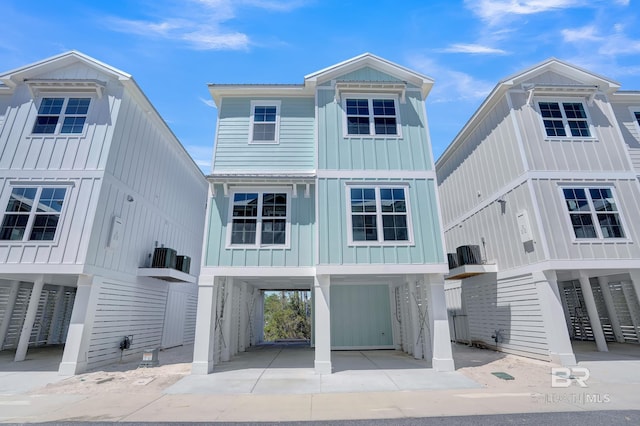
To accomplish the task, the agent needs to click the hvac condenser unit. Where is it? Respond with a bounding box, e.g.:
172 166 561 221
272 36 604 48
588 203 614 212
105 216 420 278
447 253 459 269
176 255 191 274
152 247 177 269
456 245 482 266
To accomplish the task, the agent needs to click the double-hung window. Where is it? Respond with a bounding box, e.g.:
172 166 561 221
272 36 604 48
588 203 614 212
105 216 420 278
562 187 625 239
0 186 68 241
537 100 591 138
249 101 280 144
347 185 412 244
344 97 400 136
228 190 289 247
32 97 91 135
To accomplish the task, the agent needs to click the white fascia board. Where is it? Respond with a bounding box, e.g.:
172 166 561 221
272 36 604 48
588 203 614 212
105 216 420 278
0 264 84 275
495 260 640 281
207 85 312 108
315 264 448 275
200 267 316 277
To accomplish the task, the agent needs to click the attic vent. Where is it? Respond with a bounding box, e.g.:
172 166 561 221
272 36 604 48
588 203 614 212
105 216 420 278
334 81 407 103
456 245 482 266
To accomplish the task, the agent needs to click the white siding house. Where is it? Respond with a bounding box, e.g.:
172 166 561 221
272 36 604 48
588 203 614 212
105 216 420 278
193 54 454 375
437 59 640 365
0 51 207 374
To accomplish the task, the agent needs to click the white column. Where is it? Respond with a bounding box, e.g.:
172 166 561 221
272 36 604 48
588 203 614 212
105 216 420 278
598 276 625 343
47 286 67 345
221 277 234 362
535 271 577 365
255 290 264 345
425 274 455 372
192 275 218 375
314 274 332 374
0 280 20 351
408 277 423 359
578 272 608 352
15 276 45 362
59 275 98 375
239 282 248 353
621 278 640 342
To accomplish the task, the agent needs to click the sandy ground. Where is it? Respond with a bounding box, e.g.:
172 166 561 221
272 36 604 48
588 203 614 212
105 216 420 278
29 343 554 396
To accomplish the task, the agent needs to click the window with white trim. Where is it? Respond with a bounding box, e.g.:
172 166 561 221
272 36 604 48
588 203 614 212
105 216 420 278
32 97 90 134
249 101 280 143
562 187 625 239
228 190 289 246
0 186 68 241
634 110 640 128
537 100 591 138
347 186 412 244
344 97 399 136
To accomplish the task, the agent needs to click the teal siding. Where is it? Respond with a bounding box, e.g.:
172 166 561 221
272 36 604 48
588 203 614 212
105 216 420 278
204 184 315 267
330 284 393 348
317 90 432 170
335 67 403 83
213 97 315 172
318 178 444 265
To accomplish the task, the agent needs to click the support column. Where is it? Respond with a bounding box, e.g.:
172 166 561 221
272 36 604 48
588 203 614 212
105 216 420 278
620 279 640 342
598 276 625 343
629 270 640 307
535 271 577 365
408 277 423 359
578 272 608 352
59 275 98 375
47 286 67 345
314 275 332 374
192 275 217 375
221 277 234 362
239 282 248 353
425 274 454 372
0 281 20 351
255 290 264 345
15 276 45 362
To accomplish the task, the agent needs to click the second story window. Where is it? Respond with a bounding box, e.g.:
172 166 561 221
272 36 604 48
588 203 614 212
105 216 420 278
347 186 412 245
249 101 280 144
562 187 625 239
538 100 591 138
32 97 90 135
0 186 68 242
344 97 399 137
228 190 289 247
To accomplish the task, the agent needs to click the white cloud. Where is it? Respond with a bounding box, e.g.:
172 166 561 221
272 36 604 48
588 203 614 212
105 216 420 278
407 55 494 103
184 144 214 173
465 0 582 24
438 43 508 55
106 0 307 51
561 25 600 42
562 23 640 56
199 97 217 108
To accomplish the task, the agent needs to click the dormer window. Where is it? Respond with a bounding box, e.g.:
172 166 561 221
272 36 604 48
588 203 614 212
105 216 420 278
249 100 280 144
32 97 90 135
343 96 400 137
537 100 591 138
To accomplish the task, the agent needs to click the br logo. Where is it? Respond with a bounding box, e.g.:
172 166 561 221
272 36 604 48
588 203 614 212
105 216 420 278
551 367 590 388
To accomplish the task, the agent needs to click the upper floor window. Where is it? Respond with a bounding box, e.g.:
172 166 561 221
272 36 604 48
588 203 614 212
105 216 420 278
562 187 625 239
32 97 91 135
537 100 591 138
228 190 290 247
634 110 640 128
344 97 400 137
249 100 280 144
0 186 68 241
347 185 413 245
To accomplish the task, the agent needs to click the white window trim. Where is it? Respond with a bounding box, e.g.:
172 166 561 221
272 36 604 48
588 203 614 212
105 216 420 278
341 94 402 139
29 95 93 137
248 100 281 144
225 186 292 249
629 107 640 139
345 183 414 246
558 185 630 243
0 184 72 244
535 97 596 141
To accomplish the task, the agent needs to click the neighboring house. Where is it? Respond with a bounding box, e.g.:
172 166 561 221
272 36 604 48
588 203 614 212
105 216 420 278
193 53 454 374
436 58 640 365
0 51 208 375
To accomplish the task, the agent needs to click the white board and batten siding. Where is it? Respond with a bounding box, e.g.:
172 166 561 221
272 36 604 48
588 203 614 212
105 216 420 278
460 273 550 361
610 100 640 173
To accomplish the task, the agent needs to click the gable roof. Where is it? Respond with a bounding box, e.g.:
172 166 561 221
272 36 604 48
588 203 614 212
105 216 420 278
208 53 434 106
436 58 621 168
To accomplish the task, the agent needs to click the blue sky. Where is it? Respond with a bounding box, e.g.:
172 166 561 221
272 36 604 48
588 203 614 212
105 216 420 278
2 0 639 172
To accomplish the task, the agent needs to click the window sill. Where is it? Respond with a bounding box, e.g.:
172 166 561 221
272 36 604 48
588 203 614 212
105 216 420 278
226 244 291 250
248 140 279 145
347 241 415 247
344 134 402 140
544 137 598 143
26 132 88 139
570 238 632 244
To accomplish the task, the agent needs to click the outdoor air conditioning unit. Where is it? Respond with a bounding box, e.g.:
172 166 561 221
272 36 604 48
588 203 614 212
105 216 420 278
447 253 459 269
152 247 177 269
456 245 482 266
176 255 191 274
